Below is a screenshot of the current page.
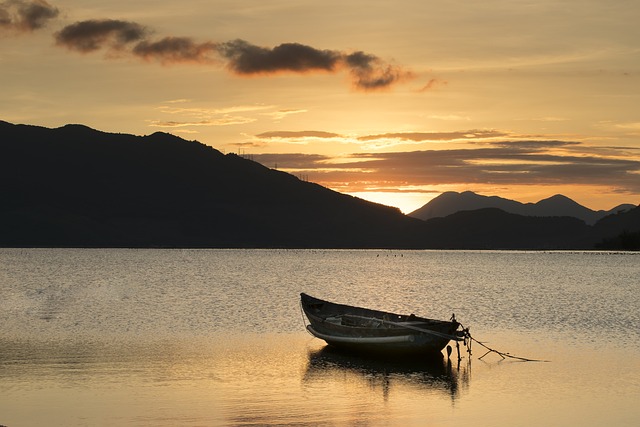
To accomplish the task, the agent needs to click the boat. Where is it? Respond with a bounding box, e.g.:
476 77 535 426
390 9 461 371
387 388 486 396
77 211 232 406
300 293 466 356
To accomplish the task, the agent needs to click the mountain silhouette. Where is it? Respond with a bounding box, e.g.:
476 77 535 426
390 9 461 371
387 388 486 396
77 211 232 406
592 205 640 250
409 191 635 225
0 120 421 248
419 208 593 249
1 120 638 249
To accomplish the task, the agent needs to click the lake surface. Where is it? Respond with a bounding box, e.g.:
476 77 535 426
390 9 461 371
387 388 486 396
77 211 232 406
1 249 639 426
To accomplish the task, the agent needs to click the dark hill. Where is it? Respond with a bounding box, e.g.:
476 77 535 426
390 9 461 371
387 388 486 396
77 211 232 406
409 191 636 225
409 191 523 220
418 208 592 249
593 205 640 250
0 120 421 248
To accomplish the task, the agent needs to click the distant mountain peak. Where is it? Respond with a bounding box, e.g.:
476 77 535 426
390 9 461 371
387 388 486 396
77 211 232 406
145 131 190 144
538 194 578 204
409 191 633 225
60 123 93 130
546 193 571 200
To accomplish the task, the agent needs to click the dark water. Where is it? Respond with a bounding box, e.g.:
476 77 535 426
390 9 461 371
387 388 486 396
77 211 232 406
1 249 638 426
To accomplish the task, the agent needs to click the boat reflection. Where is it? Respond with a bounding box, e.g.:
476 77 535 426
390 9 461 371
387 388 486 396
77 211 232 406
303 345 469 401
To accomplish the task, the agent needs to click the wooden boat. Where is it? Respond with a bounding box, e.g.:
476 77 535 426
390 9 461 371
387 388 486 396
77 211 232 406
301 293 465 356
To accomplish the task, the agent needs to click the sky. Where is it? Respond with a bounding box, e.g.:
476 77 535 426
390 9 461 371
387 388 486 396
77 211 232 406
2 0 640 213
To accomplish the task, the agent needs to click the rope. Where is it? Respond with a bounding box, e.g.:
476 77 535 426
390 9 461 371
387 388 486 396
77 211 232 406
458 322 550 362
299 301 315 337
471 336 550 362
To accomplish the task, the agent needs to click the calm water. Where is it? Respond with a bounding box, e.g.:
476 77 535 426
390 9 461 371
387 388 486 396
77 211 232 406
0 249 639 426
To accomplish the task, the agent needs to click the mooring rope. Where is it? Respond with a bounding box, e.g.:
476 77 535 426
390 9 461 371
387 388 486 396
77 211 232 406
458 322 550 362
299 301 315 337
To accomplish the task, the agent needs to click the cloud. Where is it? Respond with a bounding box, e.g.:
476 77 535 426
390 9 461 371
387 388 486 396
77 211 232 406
217 40 411 90
488 140 581 149
251 140 640 193
343 51 413 90
217 39 340 74
614 122 640 130
149 116 256 127
417 78 446 92
53 15 412 91
261 109 308 121
351 144 640 189
148 102 275 130
55 19 147 52
133 36 218 64
0 0 58 32
357 130 509 142
256 130 342 139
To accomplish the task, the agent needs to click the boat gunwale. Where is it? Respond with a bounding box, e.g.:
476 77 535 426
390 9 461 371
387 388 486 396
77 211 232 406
301 292 457 324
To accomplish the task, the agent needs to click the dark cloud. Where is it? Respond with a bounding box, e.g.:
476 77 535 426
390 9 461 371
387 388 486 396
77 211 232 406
348 144 640 189
0 0 58 32
344 51 412 90
487 140 581 149
53 21 410 89
343 51 377 69
252 141 640 193
215 40 410 90
217 39 340 74
256 131 342 139
133 37 218 63
55 19 148 52
358 130 509 142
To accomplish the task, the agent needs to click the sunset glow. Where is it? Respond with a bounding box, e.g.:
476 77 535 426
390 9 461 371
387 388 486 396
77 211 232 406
2 0 639 212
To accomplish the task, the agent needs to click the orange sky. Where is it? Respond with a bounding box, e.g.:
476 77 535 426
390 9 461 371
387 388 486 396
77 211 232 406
2 0 639 212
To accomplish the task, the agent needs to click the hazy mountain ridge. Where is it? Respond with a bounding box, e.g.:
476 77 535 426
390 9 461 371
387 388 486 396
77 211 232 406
409 191 636 225
1 120 638 249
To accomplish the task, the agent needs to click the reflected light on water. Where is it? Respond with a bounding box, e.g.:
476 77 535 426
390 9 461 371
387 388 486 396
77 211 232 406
1 331 640 426
0 334 473 426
